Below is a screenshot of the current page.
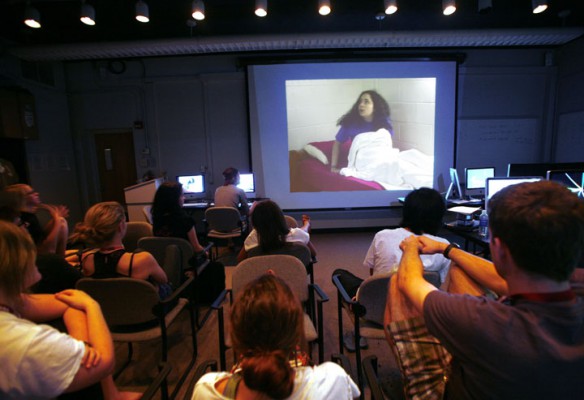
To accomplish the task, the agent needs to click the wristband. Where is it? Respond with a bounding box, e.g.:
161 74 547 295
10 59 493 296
443 243 460 259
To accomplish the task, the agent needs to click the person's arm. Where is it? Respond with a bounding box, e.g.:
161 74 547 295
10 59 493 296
417 236 508 296
396 235 438 313
239 190 249 216
133 252 168 284
55 290 115 392
18 293 69 323
331 140 341 173
187 227 206 253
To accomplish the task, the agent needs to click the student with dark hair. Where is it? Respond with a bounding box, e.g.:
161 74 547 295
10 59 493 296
330 90 393 173
192 274 360 399
332 187 450 351
238 200 317 262
152 182 226 304
387 181 584 399
214 167 249 217
151 181 207 254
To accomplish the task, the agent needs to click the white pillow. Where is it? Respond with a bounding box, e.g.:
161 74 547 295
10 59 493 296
303 143 329 165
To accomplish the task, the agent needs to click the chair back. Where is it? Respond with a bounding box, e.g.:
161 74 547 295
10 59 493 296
284 215 298 228
76 277 159 328
232 255 308 303
205 207 241 233
356 273 392 326
123 221 154 252
246 242 311 268
138 237 193 285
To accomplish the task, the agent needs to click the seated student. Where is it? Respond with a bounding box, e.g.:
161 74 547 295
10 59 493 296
192 273 360 399
333 187 451 351
5 183 69 256
151 181 208 255
238 200 317 262
386 180 584 399
214 167 250 217
1 189 82 294
151 182 225 304
0 221 140 400
69 202 170 298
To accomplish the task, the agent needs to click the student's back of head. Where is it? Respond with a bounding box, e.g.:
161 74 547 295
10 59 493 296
489 180 584 281
400 187 446 235
231 274 305 399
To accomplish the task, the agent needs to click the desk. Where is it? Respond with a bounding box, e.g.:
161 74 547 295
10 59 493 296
444 222 490 259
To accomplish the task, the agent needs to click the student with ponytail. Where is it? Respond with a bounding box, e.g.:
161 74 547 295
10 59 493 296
192 274 360 399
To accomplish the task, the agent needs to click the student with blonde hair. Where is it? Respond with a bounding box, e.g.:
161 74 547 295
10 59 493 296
69 202 169 296
0 221 140 399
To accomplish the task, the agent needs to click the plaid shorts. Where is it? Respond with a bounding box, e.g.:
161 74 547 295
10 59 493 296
386 317 452 400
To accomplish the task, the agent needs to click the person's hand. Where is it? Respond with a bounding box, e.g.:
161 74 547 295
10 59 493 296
331 167 340 173
54 204 70 219
399 235 423 253
417 236 449 255
80 343 102 369
55 289 97 311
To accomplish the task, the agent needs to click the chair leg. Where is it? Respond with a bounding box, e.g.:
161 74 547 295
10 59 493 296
337 291 345 355
113 342 134 380
355 318 364 398
218 306 227 371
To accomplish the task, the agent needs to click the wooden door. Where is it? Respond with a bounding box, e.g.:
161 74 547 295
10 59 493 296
94 131 137 204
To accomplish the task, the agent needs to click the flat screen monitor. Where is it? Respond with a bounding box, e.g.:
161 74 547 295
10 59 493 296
465 167 495 196
176 174 205 199
485 176 542 211
507 162 584 178
546 169 584 198
237 173 256 195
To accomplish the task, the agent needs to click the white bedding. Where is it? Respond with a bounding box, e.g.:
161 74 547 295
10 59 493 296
339 129 434 189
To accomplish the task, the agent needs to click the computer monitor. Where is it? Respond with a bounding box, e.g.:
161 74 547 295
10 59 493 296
465 167 495 197
485 176 542 211
445 168 463 200
237 173 256 197
546 169 584 198
507 162 584 177
176 174 205 199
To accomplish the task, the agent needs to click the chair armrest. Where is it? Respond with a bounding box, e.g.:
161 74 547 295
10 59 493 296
362 355 386 400
142 362 172 400
181 360 218 400
332 274 354 304
157 275 195 311
332 274 365 317
211 289 231 310
310 283 330 303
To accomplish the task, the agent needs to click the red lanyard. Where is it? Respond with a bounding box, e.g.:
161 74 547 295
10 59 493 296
503 289 576 305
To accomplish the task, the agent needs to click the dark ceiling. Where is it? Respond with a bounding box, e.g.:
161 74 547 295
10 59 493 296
0 0 583 47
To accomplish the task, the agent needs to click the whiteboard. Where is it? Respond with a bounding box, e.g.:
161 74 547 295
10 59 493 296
457 119 540 176
556 111 584 162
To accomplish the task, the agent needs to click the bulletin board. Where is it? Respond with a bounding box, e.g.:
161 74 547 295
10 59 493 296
457 118 540 176
556 111 584 162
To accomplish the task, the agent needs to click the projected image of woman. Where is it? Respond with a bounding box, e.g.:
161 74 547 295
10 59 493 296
330 90 393 173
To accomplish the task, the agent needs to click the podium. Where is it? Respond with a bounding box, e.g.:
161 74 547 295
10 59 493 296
124 178 163 222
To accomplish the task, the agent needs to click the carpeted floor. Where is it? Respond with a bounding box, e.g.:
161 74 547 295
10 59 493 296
113 229 416 399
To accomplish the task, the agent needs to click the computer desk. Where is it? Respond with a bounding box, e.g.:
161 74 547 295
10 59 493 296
443 220 491 259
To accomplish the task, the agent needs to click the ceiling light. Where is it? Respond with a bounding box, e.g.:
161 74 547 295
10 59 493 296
255 0 267 17
442 0 456 16
24 4 41 29
532 0 548 14
192 0 205 21
319 0 331 16
384 0 397 15
135 0 149 23
80 2 96 26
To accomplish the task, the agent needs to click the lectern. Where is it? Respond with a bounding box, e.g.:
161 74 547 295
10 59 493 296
124 178 163 222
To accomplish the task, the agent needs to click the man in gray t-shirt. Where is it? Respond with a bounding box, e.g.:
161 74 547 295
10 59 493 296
214 167 249 217
388 181 584 399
